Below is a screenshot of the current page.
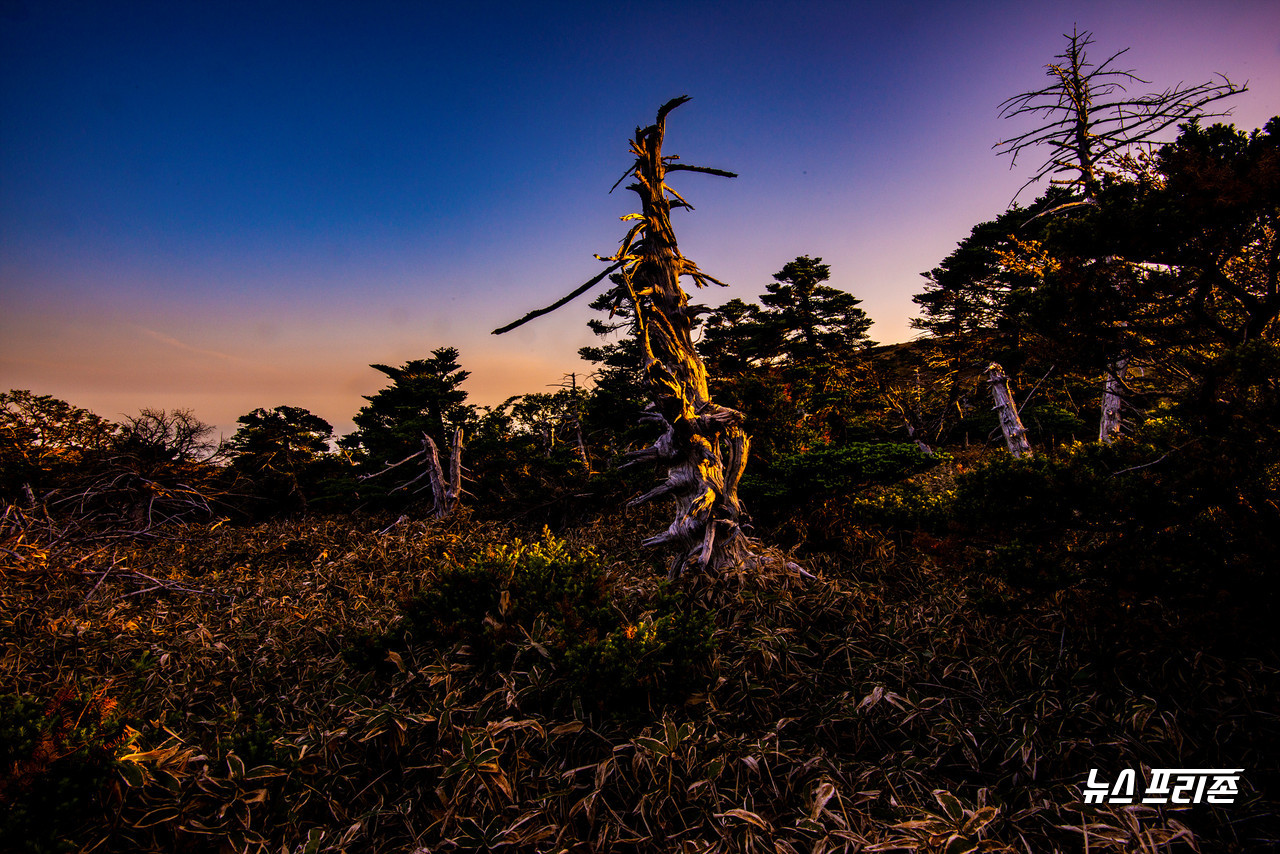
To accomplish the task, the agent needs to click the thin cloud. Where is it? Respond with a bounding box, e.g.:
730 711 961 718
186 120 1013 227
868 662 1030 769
135 326 256 366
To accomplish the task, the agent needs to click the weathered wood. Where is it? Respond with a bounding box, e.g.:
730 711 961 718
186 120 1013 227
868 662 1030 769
1099 356 1129 444
611 99 758 576
423 428 463 519
995 28 1244 205
984 362 1032 458
495 97 765 577
492 261 625 335
903 420 934 457
422 432 448 516
447 427 463 510
886 393 934 456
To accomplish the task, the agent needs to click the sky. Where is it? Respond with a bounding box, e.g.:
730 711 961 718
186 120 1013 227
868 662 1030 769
2 0 1277 441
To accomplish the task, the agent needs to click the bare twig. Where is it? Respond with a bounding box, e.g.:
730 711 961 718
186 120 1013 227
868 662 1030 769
1018 364 1056 411
83 568 232 600
1109 442 1196 476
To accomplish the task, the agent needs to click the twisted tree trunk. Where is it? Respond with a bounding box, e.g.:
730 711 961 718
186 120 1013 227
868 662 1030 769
495 97 761 577
612 98 754 576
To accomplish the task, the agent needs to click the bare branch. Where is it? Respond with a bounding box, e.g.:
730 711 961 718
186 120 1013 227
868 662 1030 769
995 28 1245 204
665 163 739 178
492 260 625 335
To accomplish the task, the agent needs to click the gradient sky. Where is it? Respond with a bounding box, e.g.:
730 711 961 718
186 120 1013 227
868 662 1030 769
2 0 1277 441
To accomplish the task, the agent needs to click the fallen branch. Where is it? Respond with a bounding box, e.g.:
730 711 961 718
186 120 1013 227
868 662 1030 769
82 568 232 600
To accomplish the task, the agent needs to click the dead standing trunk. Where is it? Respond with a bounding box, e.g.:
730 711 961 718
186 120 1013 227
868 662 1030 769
424 430 465 517
886 392 934 456
1099 356 1129 444
903 416 934 457
423 428 463 519
984 362 1032 458
359 427 464 518
573 415 591 473
495 97 758 577
615 99 756 576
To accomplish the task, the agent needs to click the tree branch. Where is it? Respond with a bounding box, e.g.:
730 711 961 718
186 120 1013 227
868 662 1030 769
493 260 626 335
665 163 739 178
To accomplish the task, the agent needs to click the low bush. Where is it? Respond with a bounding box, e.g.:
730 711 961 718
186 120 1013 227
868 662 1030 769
562 586 716 714
352 532 717 717
399 533 612 653
953 437 1280 589
744 442 942 511
0 685 133 853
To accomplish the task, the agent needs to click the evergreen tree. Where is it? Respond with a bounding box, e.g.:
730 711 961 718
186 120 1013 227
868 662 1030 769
578 278 652 453
698 257 877 458
343 347 474 467
227 406 334 513
1139 118 1280 426
0 390 116 499
698 297 768 375
757 256 874 363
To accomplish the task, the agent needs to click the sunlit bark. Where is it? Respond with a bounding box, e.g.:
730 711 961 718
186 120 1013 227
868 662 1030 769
496 98 765 576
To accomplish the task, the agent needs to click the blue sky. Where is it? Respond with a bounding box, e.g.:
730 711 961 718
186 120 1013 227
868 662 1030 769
2 0 1277 439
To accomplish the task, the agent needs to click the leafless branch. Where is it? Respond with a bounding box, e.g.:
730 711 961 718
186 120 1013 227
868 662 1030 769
995 29 1245 204
492 260 625 335
1110 442 1196 476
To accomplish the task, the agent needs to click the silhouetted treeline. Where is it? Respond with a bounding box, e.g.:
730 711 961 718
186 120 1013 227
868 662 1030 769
4 116 1277 589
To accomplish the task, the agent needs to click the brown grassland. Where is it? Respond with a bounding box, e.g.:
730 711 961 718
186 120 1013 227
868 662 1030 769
3 453 1277 854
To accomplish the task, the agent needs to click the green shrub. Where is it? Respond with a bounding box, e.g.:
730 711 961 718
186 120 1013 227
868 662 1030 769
744 442 943 507
1022 402 1088 442
218 712 292 770
350 533 717 715
400 532 612 655
844 483 955 530
563 588 716 716
953 442 1173 532
952 437 1280 588
0 686 132 853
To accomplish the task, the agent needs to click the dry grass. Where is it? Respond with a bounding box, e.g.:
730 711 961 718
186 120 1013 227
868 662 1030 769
2 503 1276 853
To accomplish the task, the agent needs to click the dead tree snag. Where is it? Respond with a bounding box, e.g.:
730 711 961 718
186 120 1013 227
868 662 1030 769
1099 356 1129 444
495 97 760 577
424 427 464 519
984 362 1033 458
361 428 464 519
